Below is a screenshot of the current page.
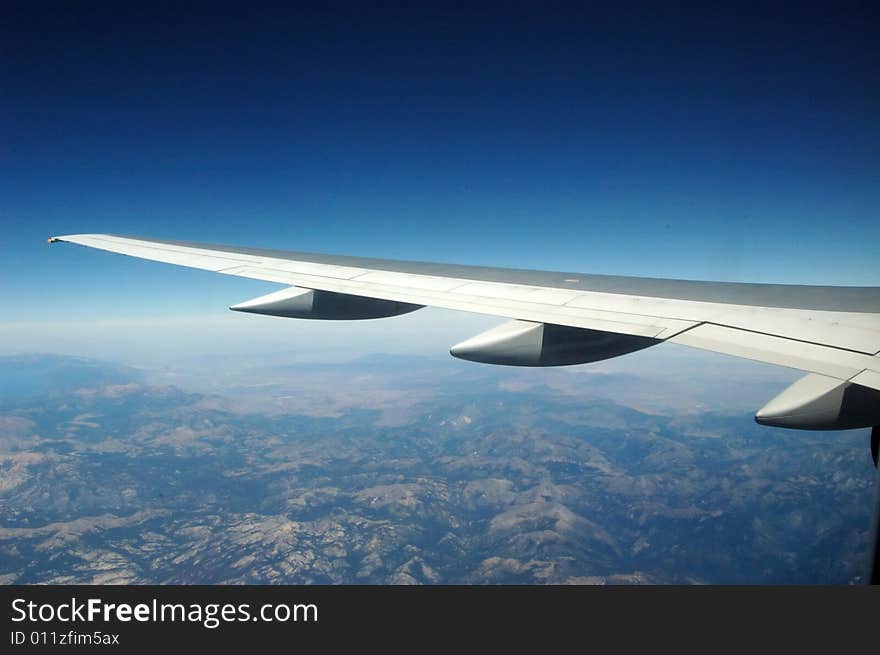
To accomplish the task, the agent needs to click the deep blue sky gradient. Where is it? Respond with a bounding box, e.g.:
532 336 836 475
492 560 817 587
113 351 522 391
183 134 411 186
3 2 878 326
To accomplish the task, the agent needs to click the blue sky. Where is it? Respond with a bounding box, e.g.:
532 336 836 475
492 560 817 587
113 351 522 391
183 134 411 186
2 3 877 361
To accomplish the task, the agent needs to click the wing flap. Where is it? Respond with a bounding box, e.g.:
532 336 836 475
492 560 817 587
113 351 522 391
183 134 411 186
669 323 879 386
850 367 880 392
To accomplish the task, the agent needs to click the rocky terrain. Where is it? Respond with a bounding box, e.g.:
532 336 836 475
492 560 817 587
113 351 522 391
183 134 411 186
0 354 875 584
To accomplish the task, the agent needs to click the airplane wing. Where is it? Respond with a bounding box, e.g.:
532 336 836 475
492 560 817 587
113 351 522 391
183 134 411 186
49 233 880 436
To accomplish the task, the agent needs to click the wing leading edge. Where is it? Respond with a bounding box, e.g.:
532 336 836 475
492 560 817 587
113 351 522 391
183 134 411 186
49 233 880 437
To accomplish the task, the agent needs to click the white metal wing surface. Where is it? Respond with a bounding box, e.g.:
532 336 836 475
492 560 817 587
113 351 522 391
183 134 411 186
49 234 880 438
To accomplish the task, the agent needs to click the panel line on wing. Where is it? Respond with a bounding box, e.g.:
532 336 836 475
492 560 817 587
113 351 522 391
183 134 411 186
702 322 878 357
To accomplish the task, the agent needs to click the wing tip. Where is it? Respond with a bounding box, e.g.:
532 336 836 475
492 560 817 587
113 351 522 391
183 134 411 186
47 234 104 245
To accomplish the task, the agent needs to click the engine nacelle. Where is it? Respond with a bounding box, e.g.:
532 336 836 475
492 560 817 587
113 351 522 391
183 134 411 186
230 286 423 320
755 373 880 430
449 319 660 367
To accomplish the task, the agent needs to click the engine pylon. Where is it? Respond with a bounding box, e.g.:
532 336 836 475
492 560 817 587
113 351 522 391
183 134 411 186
450 319 659 367
231 286 422 320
